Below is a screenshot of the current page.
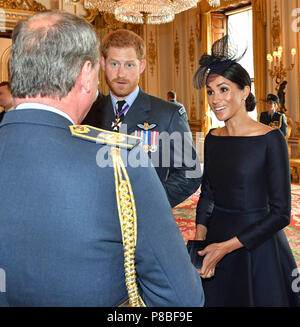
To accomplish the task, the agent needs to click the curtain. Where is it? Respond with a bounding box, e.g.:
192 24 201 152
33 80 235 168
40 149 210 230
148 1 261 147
252 0 267 119
199 12 212 136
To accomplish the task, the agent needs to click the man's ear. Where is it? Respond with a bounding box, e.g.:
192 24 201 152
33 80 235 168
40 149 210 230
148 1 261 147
100 56 106 72
139 59 146 74
80 60 93 94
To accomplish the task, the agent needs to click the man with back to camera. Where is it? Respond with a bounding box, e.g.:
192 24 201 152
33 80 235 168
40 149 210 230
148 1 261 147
0 10 204 307
92 29 202 208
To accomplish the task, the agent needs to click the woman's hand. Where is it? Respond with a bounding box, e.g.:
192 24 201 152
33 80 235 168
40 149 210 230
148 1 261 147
197 237 243 279
194 224 207 240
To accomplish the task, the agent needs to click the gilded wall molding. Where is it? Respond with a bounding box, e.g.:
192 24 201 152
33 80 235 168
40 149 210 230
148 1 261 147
174 31 180 75
0 0 46 32
188 26 195 72
93 12 143 35
83 7 99 23
0 0 46 11
147 31 156 77
271 1 280 49
0 44 11 81
190 95 197 121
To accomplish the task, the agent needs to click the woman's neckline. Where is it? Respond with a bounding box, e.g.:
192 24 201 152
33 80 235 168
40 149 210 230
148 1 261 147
209 128 278 138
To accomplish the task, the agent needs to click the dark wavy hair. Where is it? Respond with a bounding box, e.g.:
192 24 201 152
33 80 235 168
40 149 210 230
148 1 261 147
193 35 256 112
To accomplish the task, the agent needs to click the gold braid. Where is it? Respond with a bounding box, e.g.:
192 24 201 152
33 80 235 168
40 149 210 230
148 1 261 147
110 147 146 307
278 114 282 129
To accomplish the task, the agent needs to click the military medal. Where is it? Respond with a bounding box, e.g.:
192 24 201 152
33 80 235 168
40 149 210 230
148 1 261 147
135 122 158 153
112 101 130 132
150 131 158 152
112 118 122 131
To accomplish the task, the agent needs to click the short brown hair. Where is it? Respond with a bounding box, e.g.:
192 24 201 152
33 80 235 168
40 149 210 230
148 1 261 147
101 29 146 60
167 91 176 100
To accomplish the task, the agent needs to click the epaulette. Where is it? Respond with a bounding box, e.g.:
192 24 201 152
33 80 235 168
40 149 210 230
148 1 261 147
69 125 141 150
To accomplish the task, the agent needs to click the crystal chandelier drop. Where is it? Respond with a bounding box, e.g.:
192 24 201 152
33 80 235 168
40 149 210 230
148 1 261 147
207 0 221 7
207 0 220 7
87 0 200 24
84 0 115 12
115 0 175 24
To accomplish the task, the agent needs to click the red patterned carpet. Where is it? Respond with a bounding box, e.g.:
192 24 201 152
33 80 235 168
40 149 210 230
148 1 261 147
173 184 300 267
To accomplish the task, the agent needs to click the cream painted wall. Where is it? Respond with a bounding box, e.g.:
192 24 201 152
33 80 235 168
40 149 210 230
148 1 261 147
143 8 202 122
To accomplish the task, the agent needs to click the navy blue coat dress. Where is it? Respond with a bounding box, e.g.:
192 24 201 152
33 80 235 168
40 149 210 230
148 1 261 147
196 129 300 307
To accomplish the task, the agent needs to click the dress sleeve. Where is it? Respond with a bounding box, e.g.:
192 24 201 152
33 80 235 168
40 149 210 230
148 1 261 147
196 135 214 226
237 130 291 250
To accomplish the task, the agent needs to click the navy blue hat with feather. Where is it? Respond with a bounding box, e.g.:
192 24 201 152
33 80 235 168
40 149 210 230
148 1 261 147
193 35 247 89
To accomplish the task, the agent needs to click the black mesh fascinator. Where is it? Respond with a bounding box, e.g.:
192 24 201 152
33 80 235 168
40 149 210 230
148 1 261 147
193 35 247 89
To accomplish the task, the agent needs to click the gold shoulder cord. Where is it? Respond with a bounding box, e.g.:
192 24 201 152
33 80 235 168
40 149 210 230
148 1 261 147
279 114 282 128
110 146 146 307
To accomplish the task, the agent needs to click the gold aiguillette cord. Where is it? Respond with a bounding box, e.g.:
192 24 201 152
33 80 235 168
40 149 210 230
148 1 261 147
110 146 146 307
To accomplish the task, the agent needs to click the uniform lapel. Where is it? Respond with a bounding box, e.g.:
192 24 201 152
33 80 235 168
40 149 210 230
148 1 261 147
273 112 279 121
265 112 272 124
98 96 116 130
122 89 152 134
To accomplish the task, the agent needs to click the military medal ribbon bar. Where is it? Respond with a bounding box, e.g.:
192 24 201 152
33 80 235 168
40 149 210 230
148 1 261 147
135 130 158 153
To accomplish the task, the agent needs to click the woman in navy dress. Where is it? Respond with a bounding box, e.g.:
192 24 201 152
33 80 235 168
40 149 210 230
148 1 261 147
193 36 300 307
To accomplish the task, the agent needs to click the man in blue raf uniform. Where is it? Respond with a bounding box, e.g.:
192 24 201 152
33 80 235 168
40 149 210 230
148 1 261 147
89 29 202 208
0 11 204 307
259 93 288 136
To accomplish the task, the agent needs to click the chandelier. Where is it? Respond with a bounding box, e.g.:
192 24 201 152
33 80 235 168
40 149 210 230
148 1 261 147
207 0 221 7
68 0 228 24
86 0 201 24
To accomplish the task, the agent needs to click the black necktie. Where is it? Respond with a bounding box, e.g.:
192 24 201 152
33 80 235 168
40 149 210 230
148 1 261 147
112 100 126 132
116 100 126 119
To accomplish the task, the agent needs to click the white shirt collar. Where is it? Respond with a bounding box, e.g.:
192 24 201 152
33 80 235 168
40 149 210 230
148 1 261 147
15 103 75 124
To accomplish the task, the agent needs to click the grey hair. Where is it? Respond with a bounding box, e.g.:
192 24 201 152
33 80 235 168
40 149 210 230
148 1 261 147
10 10 100 99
